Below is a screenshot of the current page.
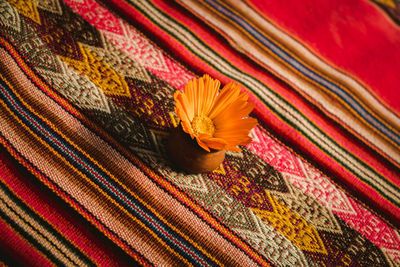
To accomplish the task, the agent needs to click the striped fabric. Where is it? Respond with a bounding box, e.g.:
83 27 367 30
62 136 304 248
0 0 399 265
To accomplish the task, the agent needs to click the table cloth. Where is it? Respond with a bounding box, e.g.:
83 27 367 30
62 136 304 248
0 0 399 265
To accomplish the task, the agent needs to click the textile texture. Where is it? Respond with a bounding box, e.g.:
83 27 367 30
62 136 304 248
0 0 399 266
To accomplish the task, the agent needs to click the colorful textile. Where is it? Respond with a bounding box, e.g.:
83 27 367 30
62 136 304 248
0 0 399 266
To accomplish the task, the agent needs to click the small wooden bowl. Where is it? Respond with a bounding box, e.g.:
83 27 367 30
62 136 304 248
167 126 225 173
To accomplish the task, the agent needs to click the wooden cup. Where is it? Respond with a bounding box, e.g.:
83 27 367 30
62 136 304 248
167 126 225 173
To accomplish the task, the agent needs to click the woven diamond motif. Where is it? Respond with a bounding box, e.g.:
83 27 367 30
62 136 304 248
273 185 342 233
0 1 21 30
252 191 327 254
118 77 175 130
37 60 111 113
382 247 400 266
3 0 398 265
33 0 62 15
194 181 259 231
163 171 209 193
33 13 83 59
138 153 210 193
60 43 131 97
338 198 400 250
248 127 305 177
290 159 357 214
65 0 194 91
317 219 391 266
95 110 156 151
234 211 310 266
41 0 103 48
64 0 124 35
0 10 62 73
103 23 169 72
248 126 400 260
8 0 40 24
228 148 291 193
84 42 151 82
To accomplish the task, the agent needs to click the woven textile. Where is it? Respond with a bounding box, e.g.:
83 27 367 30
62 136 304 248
0 0 399 266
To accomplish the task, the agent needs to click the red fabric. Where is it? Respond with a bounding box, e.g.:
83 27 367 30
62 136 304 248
247 0 400 113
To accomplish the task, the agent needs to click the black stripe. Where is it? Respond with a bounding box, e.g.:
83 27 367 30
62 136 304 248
0 207 65 266
0 195 81 266
0 179 95 266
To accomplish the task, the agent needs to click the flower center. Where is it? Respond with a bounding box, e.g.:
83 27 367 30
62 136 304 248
191 115 215 136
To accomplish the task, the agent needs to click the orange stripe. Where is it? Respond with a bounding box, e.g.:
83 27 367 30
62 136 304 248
0 133 150 266
257 125 398 229
0 179 95 265
243 0 400 119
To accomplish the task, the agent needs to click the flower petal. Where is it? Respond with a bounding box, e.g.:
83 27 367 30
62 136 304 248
215 117 258 133
213 117 257 149
213 100 254 127
197 76 205 115
174 91 188 117
181 120 195 139
203 75 220 116
175 91 194 121
239 136 253 146
198 134 227 150
184 79 198 117
195 136 210 152
225 145 242 152
208 82 242 119
176 76 256 152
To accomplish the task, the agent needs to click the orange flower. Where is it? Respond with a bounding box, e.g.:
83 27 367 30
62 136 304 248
174 75 257 152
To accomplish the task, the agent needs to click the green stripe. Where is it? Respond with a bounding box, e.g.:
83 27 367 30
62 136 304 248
126 0 400 205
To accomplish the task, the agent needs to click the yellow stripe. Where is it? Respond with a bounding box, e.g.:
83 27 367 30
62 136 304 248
145 0 394 174
215 0 400 137
0 188 81 265
165 1 399 189
0 135 146 264
181 0 400 169
257 125 399 228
